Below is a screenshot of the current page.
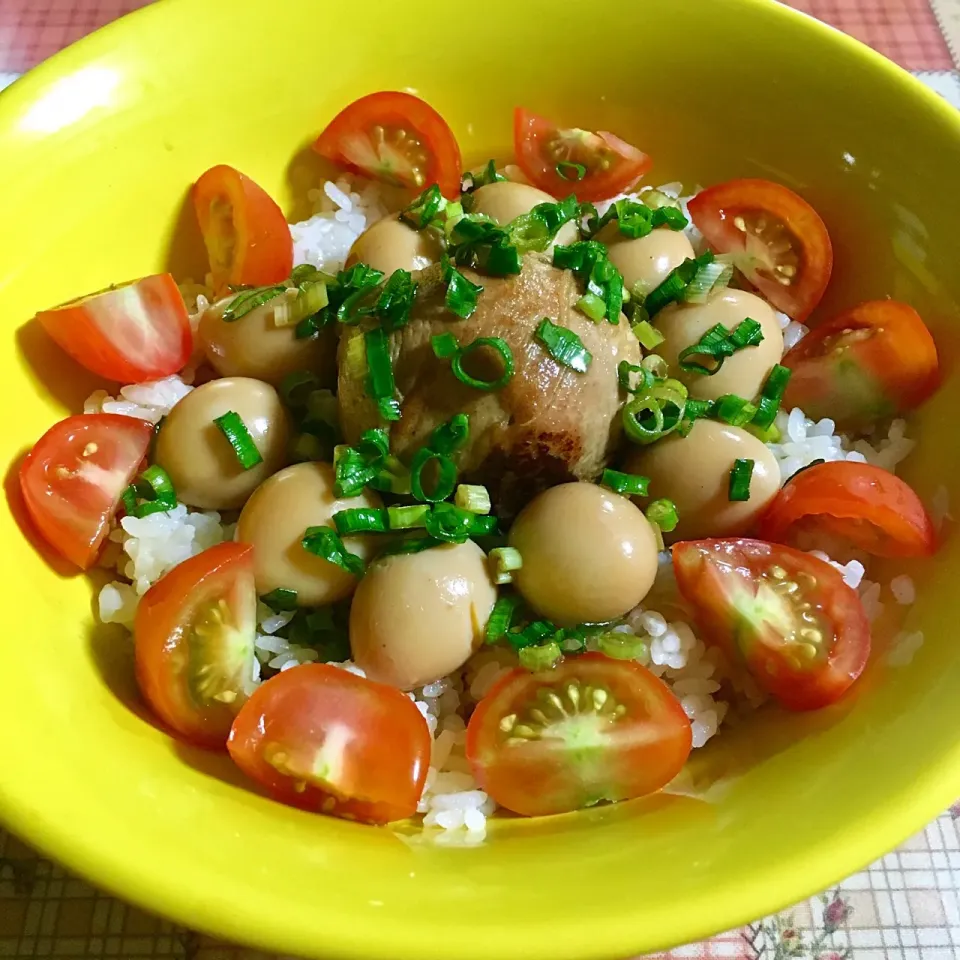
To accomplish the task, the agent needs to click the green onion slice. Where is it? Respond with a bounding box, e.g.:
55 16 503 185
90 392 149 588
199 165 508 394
454 484 491 514
729 459 755 502
423 502 477 543
644 252 714 317
618 360 653 394
632 319 665 350
301 526 365 577
489 546 522 585
451 337 515 391
753 364 792 429
441 255 483 319
363 327 397 417
399 184 446 230
556 161 586 182
535 318 592 373
601 469 650 496
485 594 522 643
432 331 459 359
222 284 287 322
380 535 444 557
519 641 562 671
552 241 625 324
678 318 765 375
597 631 648 661
260 587 298 611
135 464 176 504
213 411 263 469
711 394 759 427
332 507 389 536
623 396 665 445
410 448 457 503
645 498 679 533
429 413 470 454
576 292 606 323
387 504 430 530
682 257 734 305
375 269 418 332
461 160 506 192
510 620 556 651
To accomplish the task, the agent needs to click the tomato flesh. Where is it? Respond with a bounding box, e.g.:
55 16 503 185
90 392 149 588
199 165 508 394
37 274 193 384
760 461 936 559
687 179 833 322
314 91 463 199
673 539 870 711
228 663 431 823
782 300 939 430
19 414 153 569
135 542 257 748
513 108 652 202
465 653 691 817
193 164 293 294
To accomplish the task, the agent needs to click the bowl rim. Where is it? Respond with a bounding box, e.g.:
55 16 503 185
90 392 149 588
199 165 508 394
3 0 960 956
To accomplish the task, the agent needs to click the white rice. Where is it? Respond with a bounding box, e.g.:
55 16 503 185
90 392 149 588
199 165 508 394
84 374 194 424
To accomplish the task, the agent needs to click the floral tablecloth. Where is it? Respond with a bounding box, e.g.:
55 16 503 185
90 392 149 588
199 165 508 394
1 1 960 957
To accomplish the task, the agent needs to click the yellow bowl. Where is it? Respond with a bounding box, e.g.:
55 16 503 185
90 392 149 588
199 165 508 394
1 0 960 955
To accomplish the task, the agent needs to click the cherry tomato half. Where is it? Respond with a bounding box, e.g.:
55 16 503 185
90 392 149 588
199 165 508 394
673 539 870 711
228 663 431 824
313 91 462 199
782 300 939 430
37 274 193 384
513 108 652 203
19 414 153 569
465 653 691 817
135 542 257 748
760 461 936 559
688 179 833 322
192 164 293 294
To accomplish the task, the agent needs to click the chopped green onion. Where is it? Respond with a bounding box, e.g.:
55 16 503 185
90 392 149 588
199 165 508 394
121 485 137 516
678 318 765 375
682 257 734 305
597 631 648 660
213 411 263 469
280 370 321 409
747 420 781 443
485 594 522 643
272 279 330 327
644 252 715 317
632 319 664 350
641 188 681 211
295 314 322 339
447 215 523 277
651 205 689 230
556 161 586 181
617 360 652 394
510 620 555 651
623 395 665 444
576 292 606 323
380 535 444 557
553 241 625 324
519 641 562 671
462 160 506 192
399 184 446 230
432 331 459 359
423 502 477 543
222 284 287 322
260 587 298 611
132 501 177 518
301 526 365 577
363 327 397 418
601 469 650 497
753 364 792 429
410 448 457 503
333 428 393 497
441 255 483 319
645 498 679 533
332 507 389 535
454 484 491 514
641 353 668 379
333 263 385 324
506 196 581 256
387 504 430 530
711 394 759 426
489 546 522 585
729 458 755 501
374 269 418 332
535 318 592 373
429 413 470 454
136 464 176 504
451 337 515 391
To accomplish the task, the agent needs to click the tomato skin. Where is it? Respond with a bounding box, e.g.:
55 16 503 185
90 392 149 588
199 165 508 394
466 653 691 817
228 663 431 824
687 178 832 322
135 542 256 749
513 108 652 202
760 461 936 559
19 414 153 569
782 300 939 430
37 274 193 383
673 539 870 711
314 91 462 199
192 165 293 294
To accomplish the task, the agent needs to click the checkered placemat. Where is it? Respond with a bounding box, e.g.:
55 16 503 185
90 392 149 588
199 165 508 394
1 1 959 958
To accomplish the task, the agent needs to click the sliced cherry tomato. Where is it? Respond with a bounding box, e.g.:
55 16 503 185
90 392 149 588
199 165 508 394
19 414 153 569
513 108 652 203
760 461 936 558
313 91 462 199
192 164 293 294
37 275 193 384
228 663 430 823
687 179 833 322
135 542 257 748
673 539 870 711
782 300 939 430
465 653 691 817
